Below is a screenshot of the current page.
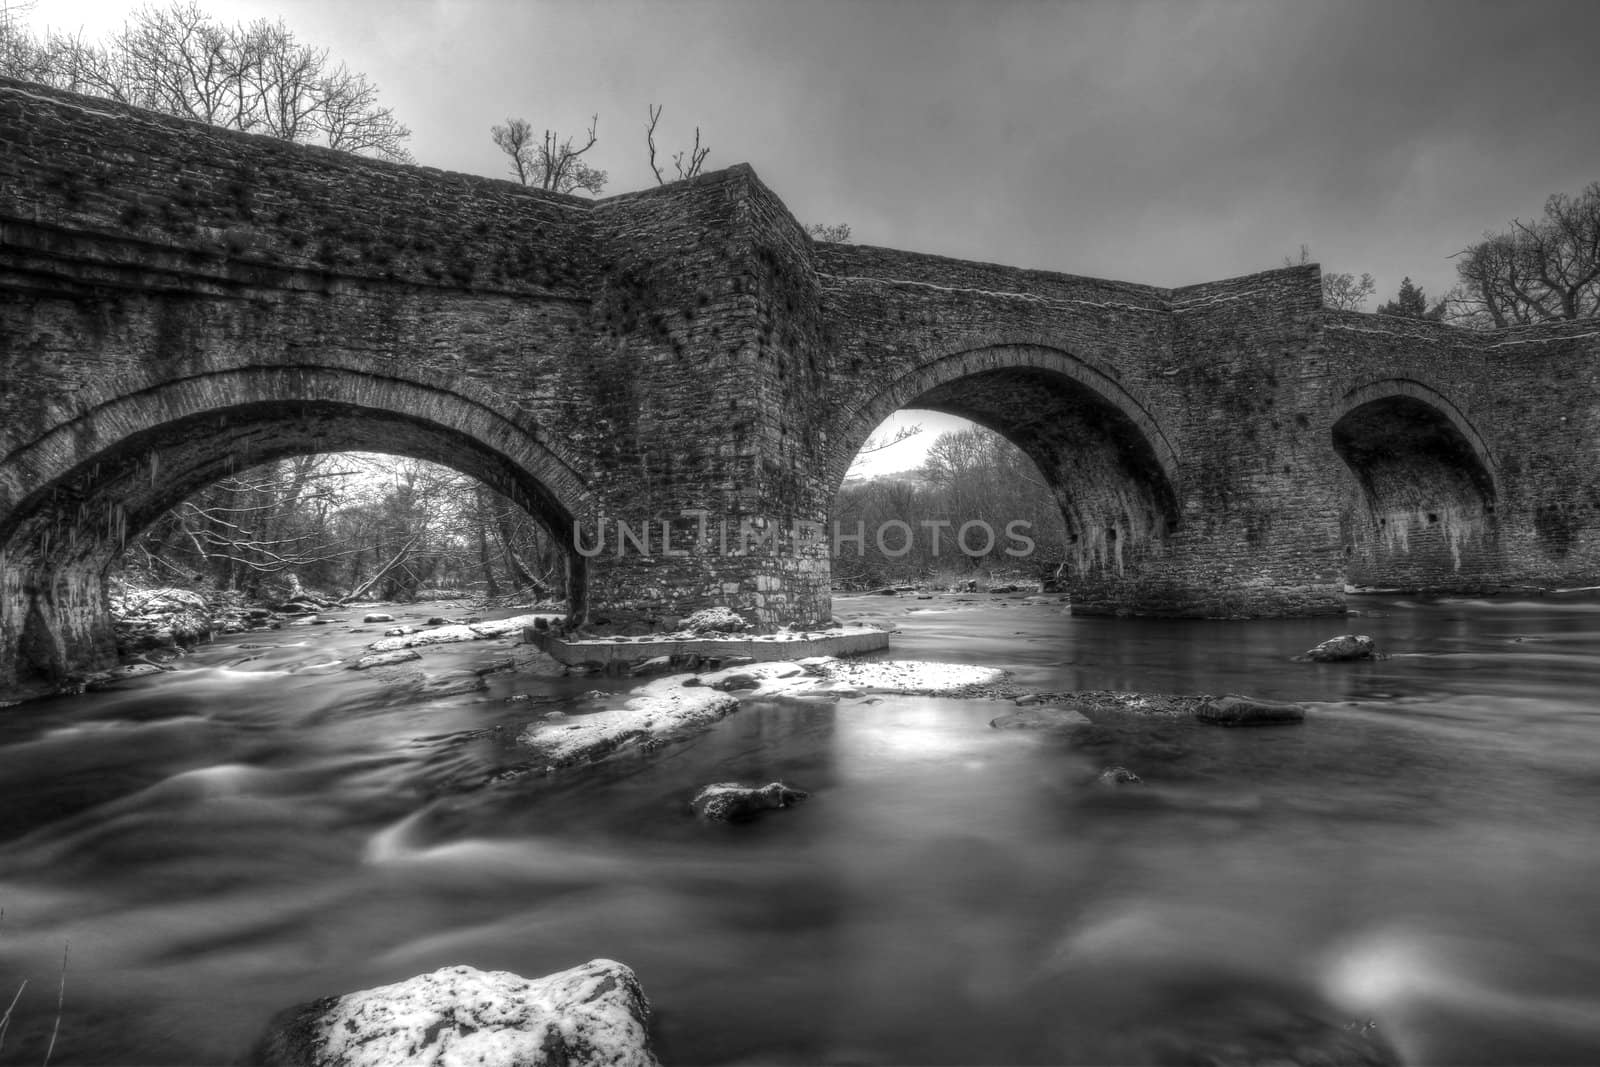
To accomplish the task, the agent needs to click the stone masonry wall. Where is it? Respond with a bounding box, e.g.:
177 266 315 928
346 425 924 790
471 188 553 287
5 75 1600 688
1315 311 1600 593
570 168 831 627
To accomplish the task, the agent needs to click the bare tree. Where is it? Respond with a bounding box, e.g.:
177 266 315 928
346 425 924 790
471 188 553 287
1449 181 1600 327
0 0 41 79
0 2 411 162
1 17 117 94
1323 271 1377 311
240 16 322 140
808 222 852 243
645 104 710 184
491 115 607 194
315 61 410 160
1285 244 1375 311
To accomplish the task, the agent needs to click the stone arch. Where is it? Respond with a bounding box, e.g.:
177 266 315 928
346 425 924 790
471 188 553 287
829 342 1181 576
1331 378 1498 499
1331 377 1499 585
831 343 1180 496
0 366 590 686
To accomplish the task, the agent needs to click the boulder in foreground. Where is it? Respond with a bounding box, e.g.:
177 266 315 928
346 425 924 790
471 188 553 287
253 959 659 1067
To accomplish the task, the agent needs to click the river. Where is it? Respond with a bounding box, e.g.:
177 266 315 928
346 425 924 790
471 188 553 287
2 592 1600 1064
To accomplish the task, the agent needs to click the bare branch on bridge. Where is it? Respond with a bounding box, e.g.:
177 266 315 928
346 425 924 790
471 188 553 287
646 104 710 185
493 114 608 195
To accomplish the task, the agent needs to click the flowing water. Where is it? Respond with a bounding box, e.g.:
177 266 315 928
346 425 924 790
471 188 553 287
3 593 1600 1064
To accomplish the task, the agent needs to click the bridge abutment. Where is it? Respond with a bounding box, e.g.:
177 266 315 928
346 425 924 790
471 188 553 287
1 563 117 690
578 519 833 629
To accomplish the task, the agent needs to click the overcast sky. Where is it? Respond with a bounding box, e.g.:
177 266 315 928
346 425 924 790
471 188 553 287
23 0 1600 475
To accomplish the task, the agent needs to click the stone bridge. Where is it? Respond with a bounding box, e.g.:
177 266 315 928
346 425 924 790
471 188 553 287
4 77 1600 689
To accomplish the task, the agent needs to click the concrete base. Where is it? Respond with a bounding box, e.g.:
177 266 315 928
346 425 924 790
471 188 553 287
526 625 889 669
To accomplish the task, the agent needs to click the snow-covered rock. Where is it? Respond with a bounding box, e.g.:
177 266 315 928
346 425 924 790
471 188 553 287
367 614 559 652
349 649 422 670
819 658 1006 694
518 680 740 770
253 959 659 1066
680 606 748 633
515 658 1010 772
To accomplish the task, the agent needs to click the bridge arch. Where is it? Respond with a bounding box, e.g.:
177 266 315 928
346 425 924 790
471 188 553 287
829 342 1181 575
0 366 590 687
1331 378 1498 499
1331 377 1500 585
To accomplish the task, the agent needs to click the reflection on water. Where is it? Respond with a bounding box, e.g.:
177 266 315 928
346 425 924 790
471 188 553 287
3 595 1600 1063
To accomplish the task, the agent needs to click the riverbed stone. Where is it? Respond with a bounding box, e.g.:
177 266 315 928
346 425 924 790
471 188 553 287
252 959 659 1067
1098 765 1143 784
690 781 809 821
111 585 220 653
1196 695 1307 726
362 612 395 623
349 649 423 670
1298 634 1380 662
991 706 1092 731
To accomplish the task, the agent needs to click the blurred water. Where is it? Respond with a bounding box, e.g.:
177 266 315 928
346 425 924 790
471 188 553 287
2 594 1600 1064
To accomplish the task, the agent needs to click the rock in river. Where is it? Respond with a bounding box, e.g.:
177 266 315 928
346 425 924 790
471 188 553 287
712 672 763 692
348 649 422 670
518 680 740 770
691 781 809 821
253 959 659 1067
1195 694 1307 727
367 613 555 652
1298 634 1380 662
